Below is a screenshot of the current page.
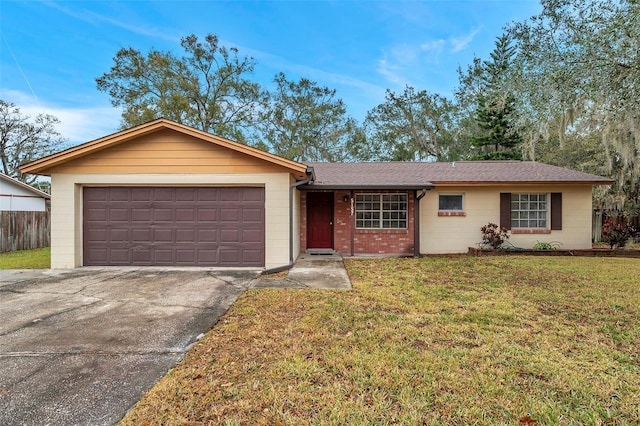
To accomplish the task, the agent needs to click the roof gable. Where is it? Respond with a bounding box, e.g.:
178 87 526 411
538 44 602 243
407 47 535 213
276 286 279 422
20 119 309 179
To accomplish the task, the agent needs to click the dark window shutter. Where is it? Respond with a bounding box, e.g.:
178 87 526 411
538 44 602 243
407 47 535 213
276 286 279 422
551 192 562 230
500 193 511 229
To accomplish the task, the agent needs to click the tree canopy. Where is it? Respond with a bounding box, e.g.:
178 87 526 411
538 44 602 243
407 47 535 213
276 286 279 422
508 0 640 214
0 100 65 184
96 33 264 142
363 86 464 161
256 73 355 162
89 8 640 217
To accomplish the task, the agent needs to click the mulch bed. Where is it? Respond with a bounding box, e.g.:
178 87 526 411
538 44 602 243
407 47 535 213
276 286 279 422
468 247 640 258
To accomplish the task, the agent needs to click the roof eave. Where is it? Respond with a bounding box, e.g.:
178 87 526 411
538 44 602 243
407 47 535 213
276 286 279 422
299 184 435 190
430 180 615 186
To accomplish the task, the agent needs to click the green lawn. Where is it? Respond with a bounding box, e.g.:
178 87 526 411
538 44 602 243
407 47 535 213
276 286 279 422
0 247 50 269
121 257 640 425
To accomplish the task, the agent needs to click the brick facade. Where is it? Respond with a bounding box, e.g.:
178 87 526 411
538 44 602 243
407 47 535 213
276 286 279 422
300 190 415 256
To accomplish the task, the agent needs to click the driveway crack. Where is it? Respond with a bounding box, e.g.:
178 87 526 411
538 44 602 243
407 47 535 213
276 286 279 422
0 299 102 337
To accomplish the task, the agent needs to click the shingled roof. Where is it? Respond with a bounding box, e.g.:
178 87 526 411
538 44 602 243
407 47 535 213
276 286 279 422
304 161 614 189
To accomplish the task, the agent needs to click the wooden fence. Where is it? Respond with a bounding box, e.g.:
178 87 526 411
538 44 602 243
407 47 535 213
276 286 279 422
0 211 51 252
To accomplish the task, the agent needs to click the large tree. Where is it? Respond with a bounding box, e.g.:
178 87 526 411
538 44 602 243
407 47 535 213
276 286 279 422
256 72 355 162
509 0 640 214
0 100 65 183
96 34 264 142
363 86 466 161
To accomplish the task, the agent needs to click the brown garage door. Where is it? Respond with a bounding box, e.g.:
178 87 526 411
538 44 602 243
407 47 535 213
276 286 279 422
83 187 265 267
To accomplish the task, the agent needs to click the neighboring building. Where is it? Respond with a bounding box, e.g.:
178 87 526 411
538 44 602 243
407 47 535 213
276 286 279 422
0 173 49 212
19 119 614 269
0 173 51 252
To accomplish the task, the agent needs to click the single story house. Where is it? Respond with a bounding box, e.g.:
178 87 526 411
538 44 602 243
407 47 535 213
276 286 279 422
0 173 50 212
20 119 613 269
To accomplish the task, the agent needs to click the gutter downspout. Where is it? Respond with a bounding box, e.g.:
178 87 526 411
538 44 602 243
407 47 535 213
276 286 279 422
414 188 429 257
262 168 314 275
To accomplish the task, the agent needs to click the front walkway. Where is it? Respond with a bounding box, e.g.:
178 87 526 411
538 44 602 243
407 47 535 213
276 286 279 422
251 253 352 289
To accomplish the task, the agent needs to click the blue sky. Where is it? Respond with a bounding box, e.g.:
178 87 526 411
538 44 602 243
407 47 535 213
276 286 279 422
1 0 541 146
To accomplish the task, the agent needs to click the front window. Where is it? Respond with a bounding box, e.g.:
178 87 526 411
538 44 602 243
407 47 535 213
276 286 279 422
439 194 464 211
511 193 548 229
356 193 407 229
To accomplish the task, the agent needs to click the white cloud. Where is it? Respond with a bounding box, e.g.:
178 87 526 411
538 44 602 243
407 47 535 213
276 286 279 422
420 39 446 63
376 58 405 87
1 89 121 147
42 0 179 42
450 27 482 53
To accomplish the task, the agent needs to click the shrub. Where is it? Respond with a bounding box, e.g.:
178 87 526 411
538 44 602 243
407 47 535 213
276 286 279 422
480 222 510 249
602 220 637 249
532 240 562 250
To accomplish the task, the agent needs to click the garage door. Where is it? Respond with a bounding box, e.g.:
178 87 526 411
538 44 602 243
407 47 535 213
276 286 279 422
83 187 265 267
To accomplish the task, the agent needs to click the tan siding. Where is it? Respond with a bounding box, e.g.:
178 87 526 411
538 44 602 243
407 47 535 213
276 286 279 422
49 130 288 174
420 185 593 253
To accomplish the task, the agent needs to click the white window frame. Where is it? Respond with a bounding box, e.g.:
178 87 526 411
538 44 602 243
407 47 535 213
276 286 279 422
355 193 408 229
511 193 549 229
438 193 464 212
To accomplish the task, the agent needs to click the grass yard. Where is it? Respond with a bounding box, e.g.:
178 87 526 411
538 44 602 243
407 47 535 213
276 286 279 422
0 247 50 269
121 257 640 425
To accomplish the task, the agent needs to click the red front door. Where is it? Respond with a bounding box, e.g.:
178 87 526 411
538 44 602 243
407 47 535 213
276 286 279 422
307 192 333 249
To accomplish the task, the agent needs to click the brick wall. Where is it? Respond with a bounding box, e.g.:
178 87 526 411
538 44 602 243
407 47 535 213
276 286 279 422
300 190 415 256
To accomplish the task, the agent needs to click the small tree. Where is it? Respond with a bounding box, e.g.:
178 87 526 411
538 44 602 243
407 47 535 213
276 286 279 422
470 95 523 160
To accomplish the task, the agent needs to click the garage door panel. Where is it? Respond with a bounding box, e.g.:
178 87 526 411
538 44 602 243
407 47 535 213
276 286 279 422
176 189 195 201
176 229 195 242
131 229 151 242
220 229 239 243
110 249 131 263
198 209 217 222
243 208 263 222
154 249 174 263
176 209 195 222
220 209 239 221
153 228 174 242
110 188 131 201
110 228 129 241
131 209 151 221
130 188 151 201
242 229 263 243
241 249 263 263
153 209 173 222
176 249 197 263
242 188 265 202
86 208 107 221
86 228 108 243
154 188 175 201
83 187 264 266
219 248 241 264
198 229 218 243
109 209 129 222
197 188 218 201
132 249 152 263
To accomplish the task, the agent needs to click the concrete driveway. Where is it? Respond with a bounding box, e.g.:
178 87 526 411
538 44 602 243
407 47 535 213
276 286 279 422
0 268 258 426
